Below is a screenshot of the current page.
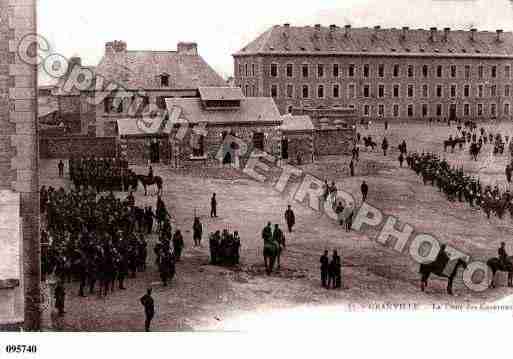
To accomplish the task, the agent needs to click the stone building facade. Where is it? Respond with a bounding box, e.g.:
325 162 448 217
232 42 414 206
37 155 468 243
234 24 513 121
0 0 40 330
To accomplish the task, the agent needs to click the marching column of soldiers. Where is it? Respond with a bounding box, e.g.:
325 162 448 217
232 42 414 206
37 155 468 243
40 186 154 298
69 157 137 193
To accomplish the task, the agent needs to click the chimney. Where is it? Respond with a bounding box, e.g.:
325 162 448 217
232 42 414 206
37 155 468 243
105 40 127 56
344 24 351 37
69 56 82 67
314 24 321 30
401 26 409 40
470 28 477 41
443 27 450 42
430 27 437 42
329 24 337 32
374 25 381 37
177 42 198 55
496 29 503 42
283 23 290 28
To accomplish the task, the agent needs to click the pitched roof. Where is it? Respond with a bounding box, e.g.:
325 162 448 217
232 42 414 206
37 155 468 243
280 114 314 131
199 87 244 101
235 25 513 57
117 117 177 137
165 97 281 124
95 50 226 90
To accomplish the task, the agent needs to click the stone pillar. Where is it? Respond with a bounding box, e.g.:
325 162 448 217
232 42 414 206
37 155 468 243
1 0 40 331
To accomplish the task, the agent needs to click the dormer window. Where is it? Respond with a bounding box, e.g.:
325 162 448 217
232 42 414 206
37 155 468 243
160 74 170 87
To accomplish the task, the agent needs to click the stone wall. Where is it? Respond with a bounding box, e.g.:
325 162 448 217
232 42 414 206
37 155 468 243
282 132 314 164
40 137 117 159
315 129 354 157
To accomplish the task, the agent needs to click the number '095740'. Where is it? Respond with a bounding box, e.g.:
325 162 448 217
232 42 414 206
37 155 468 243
5 345 38 354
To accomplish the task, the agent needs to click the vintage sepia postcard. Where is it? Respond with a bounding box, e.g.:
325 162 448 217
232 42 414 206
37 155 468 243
1 0 513 358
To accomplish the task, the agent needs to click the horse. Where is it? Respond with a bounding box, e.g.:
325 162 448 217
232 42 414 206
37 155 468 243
419 258 468 295
363 136 377 151
263 238 284 275
487 256 513 288
136 175 163 196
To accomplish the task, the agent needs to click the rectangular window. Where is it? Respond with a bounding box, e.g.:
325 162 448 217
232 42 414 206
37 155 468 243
252 64 256 77
333 64 339 78
491 85 497 97
451 65 457 78
393 85 399 98
252 132 265 151
244 85 249 96
506 85 511 97
270 63 278 77
302 64 309 78
317 85 324 98
363 104 370 116
253 85 258 96
286 64 293 77
348 84 356 98
464 85 470 97
348 64 355 77
318 64 324 78
363 85 370 98
378 64 384 78
478 84 484 98
378 104 384 117
378 84 384 98
239 64 243 76
491 65 497 78
450 85 457 98
422 84 428 98
363 64 370 78
407 84 414 98
333 84 340 98
422 65 428 78
436 104 442 117
245 64 249 77
271 84 278 98
464 104 470 116
393 64 399 77
477 103 483 116
437 65 443 78
436 85 443 97
161 75 169 87
422 104 428 117
506 65 511 79
286 84 294 98
478 65 483 79
104 97 113 113
302 85 309 98
505 103 510 116
491 103 497 116
407 104 413 117
192 134 205 157
465 65 471 79
408 65 414 78
393 104 399 117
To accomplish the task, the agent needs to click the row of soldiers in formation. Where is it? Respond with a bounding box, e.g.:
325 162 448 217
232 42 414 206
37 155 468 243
69 157 138 193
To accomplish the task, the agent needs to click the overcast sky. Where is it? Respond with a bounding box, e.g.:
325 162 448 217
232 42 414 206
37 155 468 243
39 0 513 83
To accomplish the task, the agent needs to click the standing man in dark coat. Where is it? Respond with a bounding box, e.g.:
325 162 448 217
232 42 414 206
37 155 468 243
382 137 389 156
333 250 342 289
193 217 203 247
350 159 355 177
172 230 184 261
140 288 155 332
58 160 64 178
320 250 329 288
54 280 66 316
284 205 296 233
210 193 217 218
361 181 369 203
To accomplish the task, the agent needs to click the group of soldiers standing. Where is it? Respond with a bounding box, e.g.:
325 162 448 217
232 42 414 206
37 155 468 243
69 157 137 193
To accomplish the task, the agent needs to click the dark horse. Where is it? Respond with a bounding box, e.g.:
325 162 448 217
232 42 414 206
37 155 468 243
419 258 468 295
136 175 163 196
487 256 513 288
263 238 284 275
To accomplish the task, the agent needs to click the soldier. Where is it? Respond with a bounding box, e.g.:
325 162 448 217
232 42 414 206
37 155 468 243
350 159 355 177
172 230 184 261
320 250 329 288
210 193 217 218
398 153 405 168
193 217 203 247
54 280 66 316
382 137 389 156
284 205 296 233
140 288 155 332
58 160 64 178
273 224 285 249
361 181 369 203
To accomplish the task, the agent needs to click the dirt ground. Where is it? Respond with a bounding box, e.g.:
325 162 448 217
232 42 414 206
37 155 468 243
40 120 513 331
